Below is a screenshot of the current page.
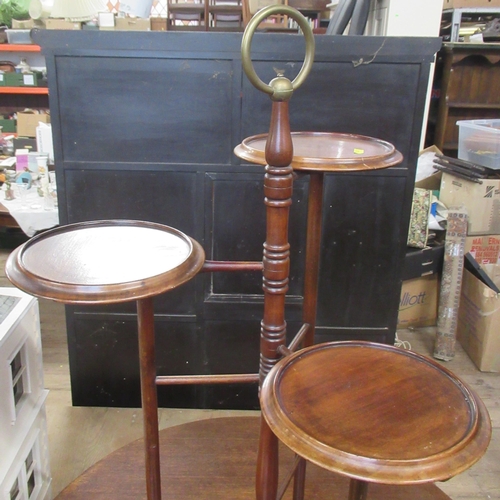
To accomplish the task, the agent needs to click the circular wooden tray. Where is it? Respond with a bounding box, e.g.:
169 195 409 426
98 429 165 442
6 219 205 304
234 132 403 172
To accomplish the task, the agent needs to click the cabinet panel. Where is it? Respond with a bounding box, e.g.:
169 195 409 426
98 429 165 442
68 315 307 409
64 169 199 229
205 172 308 298
241 61 421 165
317 173 407 328
56 56 237 164
68 314 203 408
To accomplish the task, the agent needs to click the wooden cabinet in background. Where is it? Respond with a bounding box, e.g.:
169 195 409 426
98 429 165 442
432 43 500 157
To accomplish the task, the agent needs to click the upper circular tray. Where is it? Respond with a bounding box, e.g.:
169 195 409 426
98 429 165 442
234 131 403 172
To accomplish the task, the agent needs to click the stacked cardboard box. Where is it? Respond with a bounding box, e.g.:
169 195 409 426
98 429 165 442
397 245 444 329
398 157 444 329
440 172 500 264
440 173 500 371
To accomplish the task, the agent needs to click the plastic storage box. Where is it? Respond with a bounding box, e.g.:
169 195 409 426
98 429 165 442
6 29 32 44
457 119 500 170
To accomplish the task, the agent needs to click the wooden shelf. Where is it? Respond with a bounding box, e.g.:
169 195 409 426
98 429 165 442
0 44 41 52
0 87 48 94
448 102 500 109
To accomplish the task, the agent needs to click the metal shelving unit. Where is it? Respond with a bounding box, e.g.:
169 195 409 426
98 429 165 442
442 8 500 42
0 44 48 113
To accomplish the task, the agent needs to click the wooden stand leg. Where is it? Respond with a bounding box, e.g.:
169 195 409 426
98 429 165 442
292 457 307 500
289 173 324 500
303 171 324 348
137 297 162 500
256 417 280 500
348 479 368 500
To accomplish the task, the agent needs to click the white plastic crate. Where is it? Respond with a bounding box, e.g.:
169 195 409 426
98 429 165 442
457 119 500 170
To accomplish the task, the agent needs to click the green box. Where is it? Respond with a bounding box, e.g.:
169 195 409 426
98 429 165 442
3 73 24 87
2 72 39 87
0 119 17 133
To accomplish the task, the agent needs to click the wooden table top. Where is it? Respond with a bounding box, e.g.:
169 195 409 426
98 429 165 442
0 202 19 228
5 219 205 304
234 132 403 172
261 341 491 484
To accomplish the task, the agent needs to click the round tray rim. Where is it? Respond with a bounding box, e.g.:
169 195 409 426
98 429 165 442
5 219 206 305
235 132 403 172
261 341 491 484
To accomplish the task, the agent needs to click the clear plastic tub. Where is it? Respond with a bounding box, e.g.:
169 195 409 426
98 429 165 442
6 29 32 44
457 119 500 170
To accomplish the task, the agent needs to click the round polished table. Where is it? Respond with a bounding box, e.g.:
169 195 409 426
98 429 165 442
5 219 205 500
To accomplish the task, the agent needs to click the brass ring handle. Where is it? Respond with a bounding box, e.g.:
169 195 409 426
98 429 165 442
241 5 315 98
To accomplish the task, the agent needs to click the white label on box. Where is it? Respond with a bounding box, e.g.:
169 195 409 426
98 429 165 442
22 74 34 86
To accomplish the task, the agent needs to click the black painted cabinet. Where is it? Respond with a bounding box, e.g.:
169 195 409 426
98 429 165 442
34 30 440 409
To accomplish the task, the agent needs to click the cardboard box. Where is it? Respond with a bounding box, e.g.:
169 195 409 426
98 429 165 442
443 0 500 8
98 12 116 29
45 18 82 30
151 17 167 31
439 171 500 236
465 235 500 264
115 17 151 31
0 73 23 87
11 19 35 29
457 266 500 372
36 122 54 163
398 274 439 329
16 111 50 138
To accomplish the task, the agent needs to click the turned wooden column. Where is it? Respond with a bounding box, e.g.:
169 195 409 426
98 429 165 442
239 9 315 499
257 86 295 500
259 98 294 385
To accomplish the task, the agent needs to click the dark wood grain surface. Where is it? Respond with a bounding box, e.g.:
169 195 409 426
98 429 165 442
55 416 454 500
